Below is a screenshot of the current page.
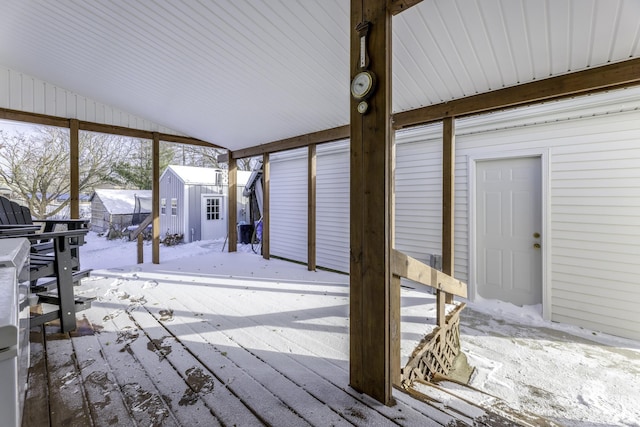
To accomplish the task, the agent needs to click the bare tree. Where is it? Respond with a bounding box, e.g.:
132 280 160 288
0 127 132 218
172 144 226 168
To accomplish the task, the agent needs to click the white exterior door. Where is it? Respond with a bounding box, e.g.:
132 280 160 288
476 157 542 306
201 195 226 241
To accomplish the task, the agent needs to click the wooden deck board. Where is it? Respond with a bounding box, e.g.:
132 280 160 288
23 255 555 426
68 326 136 427
142 284 368 426
22 328 50 427
147 278 449 426
44 326 93 426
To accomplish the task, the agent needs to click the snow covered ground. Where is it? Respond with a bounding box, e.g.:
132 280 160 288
80 232 640 426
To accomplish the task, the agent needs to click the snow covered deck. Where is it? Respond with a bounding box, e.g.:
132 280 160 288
22 246 640 426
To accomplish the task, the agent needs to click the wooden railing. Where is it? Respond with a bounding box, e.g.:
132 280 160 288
390 249 468 388
391 249 467 298
129 215 153 264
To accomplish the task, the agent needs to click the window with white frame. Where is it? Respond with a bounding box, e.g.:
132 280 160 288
171 198 177 216
160 198 166 215
205 197 221 220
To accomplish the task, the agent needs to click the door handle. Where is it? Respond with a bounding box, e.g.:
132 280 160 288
533 243 541 249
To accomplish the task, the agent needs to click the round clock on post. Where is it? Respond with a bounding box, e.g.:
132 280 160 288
351 70 376 114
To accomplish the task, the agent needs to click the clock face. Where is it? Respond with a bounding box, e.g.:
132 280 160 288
351 71 374 100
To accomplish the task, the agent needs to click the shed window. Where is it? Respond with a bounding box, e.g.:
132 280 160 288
160 198 166 215
171 198 177 216
206 197 221 220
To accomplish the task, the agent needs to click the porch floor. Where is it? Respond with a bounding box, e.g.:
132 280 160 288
20 252 582 426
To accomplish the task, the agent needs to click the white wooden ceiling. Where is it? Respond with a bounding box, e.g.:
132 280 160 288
0 0 638 152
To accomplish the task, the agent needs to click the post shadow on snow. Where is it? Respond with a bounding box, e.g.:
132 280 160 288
92 292 430 346
95 269 350 298
89 269 441 342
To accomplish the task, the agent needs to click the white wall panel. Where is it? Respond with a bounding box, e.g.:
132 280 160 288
270 148 308 264
395 123 443 266
393 87 640 340
454 87 640 341
0 65 181 134
316 140 349 273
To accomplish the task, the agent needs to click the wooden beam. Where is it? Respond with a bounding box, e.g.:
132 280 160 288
350 0 395 405
393 57 640 129
391 249 467 298
231 125 349 159
0 107 218 148
69 119 80 219
262 153 270 260
152 133 160 264
307 144 316 271
158 133 222 149
388 0 423 15
442 116 455 307
227 154 238 252
0 108 69 128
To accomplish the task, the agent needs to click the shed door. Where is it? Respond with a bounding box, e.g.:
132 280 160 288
201 195 226 241
476 157 542 306
270 148 308 263
316 140 350 273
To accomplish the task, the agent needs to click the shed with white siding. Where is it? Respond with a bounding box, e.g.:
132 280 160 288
159 165 252 243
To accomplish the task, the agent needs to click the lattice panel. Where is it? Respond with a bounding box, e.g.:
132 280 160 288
401 303 465 387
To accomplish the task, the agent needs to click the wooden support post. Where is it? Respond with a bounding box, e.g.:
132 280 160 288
137 234 144 264
152 133 160 264
228 153 237 252
308 144 316 271
69 119 80 219
349 0 395 405
262 153 270 259
442 117 455 305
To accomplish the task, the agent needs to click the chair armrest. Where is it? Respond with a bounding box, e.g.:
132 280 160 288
0 228 88 241
0 225 42 235
34 218 89 231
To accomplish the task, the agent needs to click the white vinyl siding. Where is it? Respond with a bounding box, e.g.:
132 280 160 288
159 170 185 240
450 87 640 341
392 87 640 340
316 140 349 273
270 148 308 264
0 65 179 133
395 124 444 269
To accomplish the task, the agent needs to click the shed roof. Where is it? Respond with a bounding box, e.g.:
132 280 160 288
163 165 222 186
92 189 152 215
1 1 637 152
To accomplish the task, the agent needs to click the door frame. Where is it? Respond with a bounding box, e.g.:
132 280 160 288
468 149 551 320
200 193 226 241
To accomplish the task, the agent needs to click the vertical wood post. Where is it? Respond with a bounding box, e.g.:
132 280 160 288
69 119 80 219
308 144 316 271
152 133 160 264
228 153 237 252
442 117 455 306
137 234 144 264
350 0 395 405
262 153 270 259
